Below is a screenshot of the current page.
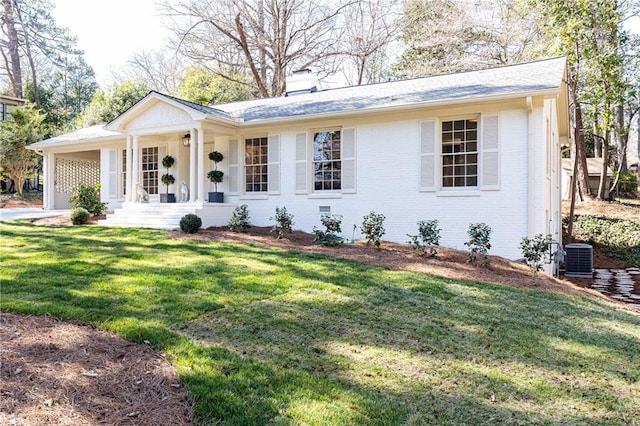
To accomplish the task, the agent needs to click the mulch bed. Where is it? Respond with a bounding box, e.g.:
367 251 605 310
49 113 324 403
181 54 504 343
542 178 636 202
0 313 193 425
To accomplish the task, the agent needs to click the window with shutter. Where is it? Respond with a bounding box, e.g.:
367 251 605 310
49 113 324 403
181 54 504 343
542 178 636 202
268 135 280 194
108 149 117 198
481 114 499 190
228 139 239 194
295 132 308 193
342 128 356 193
420 120 436 191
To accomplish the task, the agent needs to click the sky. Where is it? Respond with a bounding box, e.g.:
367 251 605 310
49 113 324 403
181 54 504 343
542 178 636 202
50 0 170 88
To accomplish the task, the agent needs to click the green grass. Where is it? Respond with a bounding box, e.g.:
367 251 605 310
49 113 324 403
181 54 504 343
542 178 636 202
1 221 639 425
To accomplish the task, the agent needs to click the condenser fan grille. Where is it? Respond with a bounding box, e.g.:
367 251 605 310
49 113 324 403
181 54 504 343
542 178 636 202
564 243 593 278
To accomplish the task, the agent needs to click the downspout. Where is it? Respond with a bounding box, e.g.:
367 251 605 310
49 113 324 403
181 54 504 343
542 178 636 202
527 96 535 236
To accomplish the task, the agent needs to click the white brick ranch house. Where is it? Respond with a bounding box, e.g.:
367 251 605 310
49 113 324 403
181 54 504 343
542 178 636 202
29 57 570 270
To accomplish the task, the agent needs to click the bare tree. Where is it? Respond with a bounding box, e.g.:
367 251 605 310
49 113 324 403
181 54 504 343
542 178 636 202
111 49 186 94
159 0 354 97
340 0 401 85
1 0 23 97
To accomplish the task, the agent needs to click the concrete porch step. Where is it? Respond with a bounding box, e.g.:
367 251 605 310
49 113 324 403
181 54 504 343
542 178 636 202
100 202 237 230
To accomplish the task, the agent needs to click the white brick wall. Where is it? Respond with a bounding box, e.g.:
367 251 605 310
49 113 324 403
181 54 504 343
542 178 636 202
223 107 551 261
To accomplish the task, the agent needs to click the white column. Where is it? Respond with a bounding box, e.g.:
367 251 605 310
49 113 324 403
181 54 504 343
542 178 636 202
132 136 139 202
125 136 132 202
197 128 205 202
189 128 196 202
42 153 49 209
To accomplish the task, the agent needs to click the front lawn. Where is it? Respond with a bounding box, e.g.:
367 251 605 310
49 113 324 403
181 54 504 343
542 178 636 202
1 222 639 425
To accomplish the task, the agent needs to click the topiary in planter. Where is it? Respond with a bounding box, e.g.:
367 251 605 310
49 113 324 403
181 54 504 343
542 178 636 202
180 213 202 234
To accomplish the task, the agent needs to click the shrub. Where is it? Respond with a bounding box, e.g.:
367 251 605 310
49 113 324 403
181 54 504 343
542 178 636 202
361 211 386 247
69 207 90 225
270 206 294 239
520 234 552 276
228 204 251 232
180 213 202 234
572 214 640 267
465 222 492 266
616 171 637 193
408 219 441 257
313 214 343 246
69 183 107 215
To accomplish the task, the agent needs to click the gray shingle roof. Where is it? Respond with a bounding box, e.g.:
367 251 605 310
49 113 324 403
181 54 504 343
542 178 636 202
213 57 566 123
30 57 565 148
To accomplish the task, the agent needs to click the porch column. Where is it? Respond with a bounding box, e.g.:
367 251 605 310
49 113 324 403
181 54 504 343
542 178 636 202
125 136 132 202
197 128 205 202
131 136 139 201
42 152 53 209
189 128 196 202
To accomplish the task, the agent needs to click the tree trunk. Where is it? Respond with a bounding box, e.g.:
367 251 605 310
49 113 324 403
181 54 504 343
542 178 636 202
597 128 609 200
568 69 592 200
593 111 601 158
614 104 627 173
637 114 640 192
1 0 23 98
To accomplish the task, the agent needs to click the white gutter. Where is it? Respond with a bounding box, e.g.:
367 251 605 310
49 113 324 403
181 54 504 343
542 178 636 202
527 96 536 236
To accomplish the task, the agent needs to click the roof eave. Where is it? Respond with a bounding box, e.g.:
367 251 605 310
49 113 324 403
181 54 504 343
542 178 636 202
27 134 125 151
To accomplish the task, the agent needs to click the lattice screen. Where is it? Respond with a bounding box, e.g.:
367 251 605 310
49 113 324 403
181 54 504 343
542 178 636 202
55 157 100 193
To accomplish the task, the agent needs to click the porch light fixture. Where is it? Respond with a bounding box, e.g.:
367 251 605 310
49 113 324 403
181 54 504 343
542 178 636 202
182 133 191 147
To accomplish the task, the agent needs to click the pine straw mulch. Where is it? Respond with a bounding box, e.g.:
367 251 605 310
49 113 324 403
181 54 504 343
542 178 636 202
0 313 193 426
4 214 638 426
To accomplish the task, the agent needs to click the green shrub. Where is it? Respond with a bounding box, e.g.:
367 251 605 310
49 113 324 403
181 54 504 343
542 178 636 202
573 214 640 267
229 204 251 232
270 206 294 239
465 222 492 266
69 183 107 215
520 234 552 276
408 219 441 257
69 207 90 225
616 171 637 193
313 214 343 246
180 213 202 234
361 211 386 247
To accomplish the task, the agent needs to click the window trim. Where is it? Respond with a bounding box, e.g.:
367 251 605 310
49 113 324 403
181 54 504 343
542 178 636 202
311 127 343 193
243 135 269 194
439 115 480 192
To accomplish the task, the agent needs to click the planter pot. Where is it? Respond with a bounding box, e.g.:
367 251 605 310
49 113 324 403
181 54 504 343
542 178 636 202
160 193 176 203
208 192 224 203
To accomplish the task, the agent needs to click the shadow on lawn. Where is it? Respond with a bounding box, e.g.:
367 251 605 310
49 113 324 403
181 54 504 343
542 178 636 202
2 221 639 425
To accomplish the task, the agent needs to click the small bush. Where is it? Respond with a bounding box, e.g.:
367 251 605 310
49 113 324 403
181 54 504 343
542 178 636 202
520 234 552 276
313 214 343 246
465 222 492 266
69 207 90 225
361 211 386 247
229 204 251 232
616 171 637 193
270 206 294 239
408 219 441 257
69 183 107 215
180 213 202 234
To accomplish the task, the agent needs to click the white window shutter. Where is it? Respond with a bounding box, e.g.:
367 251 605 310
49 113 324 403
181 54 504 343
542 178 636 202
420 121 436 191
295 132 307 194
341 128 356 193
268 134 281 194
228 139 239 194
108 149 117 198
481 114 500 190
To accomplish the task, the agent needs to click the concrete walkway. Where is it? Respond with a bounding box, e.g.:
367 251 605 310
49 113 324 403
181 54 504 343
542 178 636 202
0 208 70 221
592 268 640 309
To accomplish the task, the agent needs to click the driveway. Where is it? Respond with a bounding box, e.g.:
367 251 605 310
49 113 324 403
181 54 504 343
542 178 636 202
0 208 70 221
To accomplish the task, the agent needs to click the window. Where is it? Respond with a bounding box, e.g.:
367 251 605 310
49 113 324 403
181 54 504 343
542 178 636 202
140 147 158 195
313 130 341 191
245 137 268 192
441 119 478 188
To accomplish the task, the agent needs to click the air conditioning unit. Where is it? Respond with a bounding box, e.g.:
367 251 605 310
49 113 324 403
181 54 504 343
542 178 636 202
564 243 593 278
